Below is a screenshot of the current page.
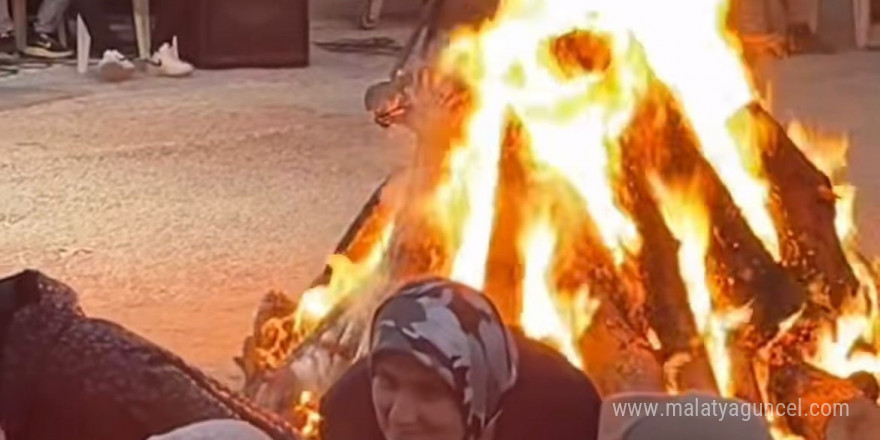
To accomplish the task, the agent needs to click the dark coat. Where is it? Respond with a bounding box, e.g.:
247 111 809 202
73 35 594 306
320 330 602 440
0 270 299 440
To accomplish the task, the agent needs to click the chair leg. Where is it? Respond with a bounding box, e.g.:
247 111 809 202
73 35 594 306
12 0 27 52
132 0 152 59
77 15 91 74
359 0 384 29
855 0 870 48
808 0 820 34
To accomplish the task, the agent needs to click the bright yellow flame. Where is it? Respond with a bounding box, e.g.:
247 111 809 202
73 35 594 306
809 260 880 378
786 121 880 382
786 121 850 180
620 0 779 258
707 304 753 397
786 121 855 244
441 1 649 265
294 391 323 439
438 0 783 398
294 222 395 333
446 99 506 290
519 218 585 368
651 177 741 395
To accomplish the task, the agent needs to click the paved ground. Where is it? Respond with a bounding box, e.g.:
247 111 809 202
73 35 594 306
0 15 416 383
0 5 878 385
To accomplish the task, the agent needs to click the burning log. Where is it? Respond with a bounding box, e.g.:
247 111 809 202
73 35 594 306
622 85 806 348
553 207 650 337
482 122 528 322
239 175 398 396
239 291 301 396
768 358 865 440
745 105 859 311
243 71 477 414
249 288 378 416
309 175 395 288
383 70 475 282
617 121 718 393
578 300 664 397
488 115 651 338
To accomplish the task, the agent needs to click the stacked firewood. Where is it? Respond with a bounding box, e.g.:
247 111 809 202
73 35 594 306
239 48 879 440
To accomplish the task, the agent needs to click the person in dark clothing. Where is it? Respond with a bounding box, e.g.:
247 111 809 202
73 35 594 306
319 277 602 440
70 0 193 80
0 270 299 440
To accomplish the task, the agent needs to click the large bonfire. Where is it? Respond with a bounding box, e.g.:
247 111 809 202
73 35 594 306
240 1 880 439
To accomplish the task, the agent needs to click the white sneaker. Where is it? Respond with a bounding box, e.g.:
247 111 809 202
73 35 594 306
97 50 135 82
150 43 194 77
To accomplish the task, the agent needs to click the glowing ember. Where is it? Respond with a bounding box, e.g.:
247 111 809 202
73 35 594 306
292 391 322 440
787 122 880 396
651 176 739 395
519 217 587 367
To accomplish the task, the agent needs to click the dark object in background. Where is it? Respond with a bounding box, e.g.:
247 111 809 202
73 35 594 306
0 270 300 440
172 0 309 69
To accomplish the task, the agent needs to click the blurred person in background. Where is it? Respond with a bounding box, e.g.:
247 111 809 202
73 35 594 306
70 0 193 81
0 0 72 59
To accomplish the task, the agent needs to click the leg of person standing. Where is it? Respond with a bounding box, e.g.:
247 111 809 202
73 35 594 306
147 0 193 76
70 0 136 80
23 0 74 58
0 0 15 57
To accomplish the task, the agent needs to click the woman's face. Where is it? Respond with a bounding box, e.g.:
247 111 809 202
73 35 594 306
371 353 466 440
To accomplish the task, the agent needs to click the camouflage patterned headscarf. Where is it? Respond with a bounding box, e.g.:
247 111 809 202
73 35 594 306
368 277 519 440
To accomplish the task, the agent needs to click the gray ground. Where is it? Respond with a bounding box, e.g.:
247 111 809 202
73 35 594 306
0 2 878 385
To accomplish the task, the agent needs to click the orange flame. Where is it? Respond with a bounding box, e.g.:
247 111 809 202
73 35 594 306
293 391 322 440
787 122 880 394
265 0 880 438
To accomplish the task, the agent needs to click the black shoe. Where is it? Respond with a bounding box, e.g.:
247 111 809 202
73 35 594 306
0 31 15 58
22 32 72 59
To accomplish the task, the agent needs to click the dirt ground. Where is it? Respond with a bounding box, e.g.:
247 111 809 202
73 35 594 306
1 4 879 385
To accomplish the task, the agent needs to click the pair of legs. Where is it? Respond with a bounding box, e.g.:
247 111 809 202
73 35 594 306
0 0 73 57
0 0 69 35
70 0 192 80
71 0 185 54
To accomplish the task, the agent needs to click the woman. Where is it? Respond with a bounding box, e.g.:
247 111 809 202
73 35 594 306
320 277 603 440
71 0 193 80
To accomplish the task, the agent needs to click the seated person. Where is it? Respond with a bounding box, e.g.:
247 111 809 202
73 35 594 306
320 277 603 440
0 0 72 59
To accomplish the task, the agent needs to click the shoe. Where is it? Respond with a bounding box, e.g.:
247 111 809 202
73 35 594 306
149 43 194 77
22 32 73 59
0 31 16 60
97 50 136 82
